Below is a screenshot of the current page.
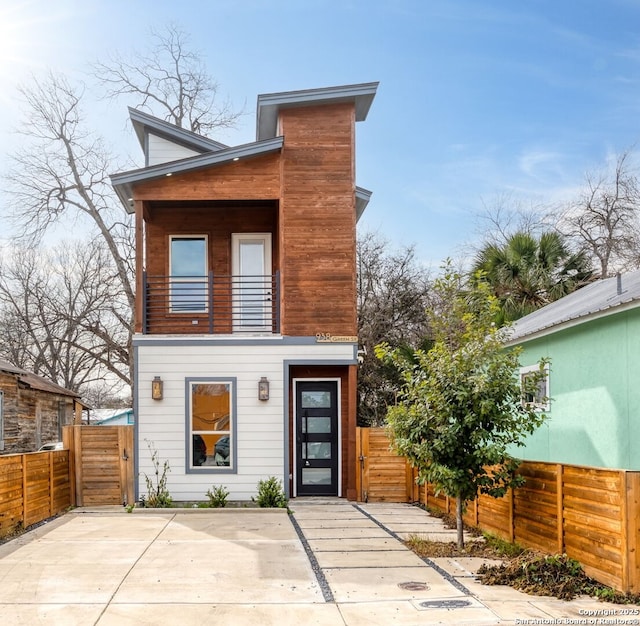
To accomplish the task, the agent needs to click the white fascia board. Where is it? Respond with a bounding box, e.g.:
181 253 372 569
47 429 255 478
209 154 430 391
110 137 284 213
256 82 379 140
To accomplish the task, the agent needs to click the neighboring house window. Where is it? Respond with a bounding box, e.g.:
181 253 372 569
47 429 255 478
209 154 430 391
520 364 549 411
187 378 236 473
170 236 208 312
0 390 4 451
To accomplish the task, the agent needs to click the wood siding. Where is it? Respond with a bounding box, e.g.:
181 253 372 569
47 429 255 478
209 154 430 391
357 427 640 593
143 203 278 334
279 104 357 337
133 103 360 339
134 152 281 202
0 372 74 454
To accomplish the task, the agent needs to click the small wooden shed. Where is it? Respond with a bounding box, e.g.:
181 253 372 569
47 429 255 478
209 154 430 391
0 359 80 454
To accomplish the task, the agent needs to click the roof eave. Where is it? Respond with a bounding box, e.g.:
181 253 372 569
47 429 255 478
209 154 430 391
504 297 640 346
256 81 379 141
129 107 228 154
355 186 372 222
111 136 284 213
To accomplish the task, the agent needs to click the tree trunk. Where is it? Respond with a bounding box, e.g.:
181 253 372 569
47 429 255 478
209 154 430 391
456 495 464 550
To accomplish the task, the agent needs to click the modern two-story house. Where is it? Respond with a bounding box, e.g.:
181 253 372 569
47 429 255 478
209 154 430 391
111 82 378 501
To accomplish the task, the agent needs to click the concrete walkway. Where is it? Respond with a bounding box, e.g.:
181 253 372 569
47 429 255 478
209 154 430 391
0 501 625 625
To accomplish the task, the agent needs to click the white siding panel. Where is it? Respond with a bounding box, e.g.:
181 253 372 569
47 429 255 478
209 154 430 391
136 341 353 501
147 133 201 166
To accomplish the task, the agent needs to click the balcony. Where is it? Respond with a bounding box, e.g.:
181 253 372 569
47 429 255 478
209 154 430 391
142 271 280 335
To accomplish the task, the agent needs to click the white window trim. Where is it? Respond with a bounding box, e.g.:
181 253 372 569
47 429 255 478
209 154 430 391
185 377 237 474
520 364 550 412
169 235 208 313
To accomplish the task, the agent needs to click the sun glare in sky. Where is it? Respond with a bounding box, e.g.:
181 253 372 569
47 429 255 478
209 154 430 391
0 1 75 86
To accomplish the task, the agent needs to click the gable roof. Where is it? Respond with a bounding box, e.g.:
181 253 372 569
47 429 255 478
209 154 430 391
0 359 80 397
506 269 640 344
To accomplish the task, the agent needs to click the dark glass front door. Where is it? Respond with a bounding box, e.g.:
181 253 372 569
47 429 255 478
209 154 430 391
295 381 339 496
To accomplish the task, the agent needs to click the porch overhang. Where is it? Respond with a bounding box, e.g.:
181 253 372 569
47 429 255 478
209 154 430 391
110 137 284 213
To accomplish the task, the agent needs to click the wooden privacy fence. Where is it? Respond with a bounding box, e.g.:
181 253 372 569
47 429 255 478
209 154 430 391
0 425 135 538
356 427 640 593
0 450 72 538
64 425 134 507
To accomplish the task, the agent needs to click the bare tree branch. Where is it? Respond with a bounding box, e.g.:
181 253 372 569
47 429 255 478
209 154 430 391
93 23 243 133
556 150 640 277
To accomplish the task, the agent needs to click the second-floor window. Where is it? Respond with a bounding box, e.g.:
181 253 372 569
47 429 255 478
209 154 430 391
170 236 207 312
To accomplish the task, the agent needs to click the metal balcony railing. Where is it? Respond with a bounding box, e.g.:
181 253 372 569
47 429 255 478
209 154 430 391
142 271 280 335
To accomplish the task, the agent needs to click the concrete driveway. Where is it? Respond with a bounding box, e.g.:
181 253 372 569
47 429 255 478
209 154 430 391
0 501 624 625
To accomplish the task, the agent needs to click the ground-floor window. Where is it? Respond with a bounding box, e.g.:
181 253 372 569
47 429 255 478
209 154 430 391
186 378 236 473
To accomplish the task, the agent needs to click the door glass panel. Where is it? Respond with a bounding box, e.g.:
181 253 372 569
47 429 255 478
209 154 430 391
304 442 331 460
239 241 264 325
302 417 331 434
301 391 331 408
302 468 332 485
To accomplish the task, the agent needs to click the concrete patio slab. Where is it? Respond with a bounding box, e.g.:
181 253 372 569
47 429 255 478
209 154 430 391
299 527 390 539
293 518 380 529
314 548 425 569
307 537 407 552
98 603 345 626
0 502 629 625
339 599 499 626
323 565 467 602
0 604 106 626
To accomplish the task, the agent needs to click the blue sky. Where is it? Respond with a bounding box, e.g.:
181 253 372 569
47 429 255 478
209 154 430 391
1 0 639 266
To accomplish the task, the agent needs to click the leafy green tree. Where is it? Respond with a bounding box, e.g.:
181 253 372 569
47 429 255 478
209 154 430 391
376 265 548 548
472 231 592 325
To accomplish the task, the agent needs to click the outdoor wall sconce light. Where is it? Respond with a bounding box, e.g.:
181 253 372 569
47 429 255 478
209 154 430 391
258 377 270 401
151 376 164 401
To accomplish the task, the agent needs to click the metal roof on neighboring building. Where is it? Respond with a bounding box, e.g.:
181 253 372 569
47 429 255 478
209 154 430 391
506 269 640 344
0 359 80 397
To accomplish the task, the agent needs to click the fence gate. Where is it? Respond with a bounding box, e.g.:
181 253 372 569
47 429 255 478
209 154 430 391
356 427 417 502
63 425 134 506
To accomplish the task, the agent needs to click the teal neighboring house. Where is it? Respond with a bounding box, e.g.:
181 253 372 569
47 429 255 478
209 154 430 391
505 270 640 470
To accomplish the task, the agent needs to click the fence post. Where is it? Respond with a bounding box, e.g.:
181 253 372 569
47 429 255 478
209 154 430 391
21 454 27 528
624 471 640 593
49 453 54 516
63 425 76 506
556 464 564 554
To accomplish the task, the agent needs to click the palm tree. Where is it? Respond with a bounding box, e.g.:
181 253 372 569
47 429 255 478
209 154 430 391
472 231 593 325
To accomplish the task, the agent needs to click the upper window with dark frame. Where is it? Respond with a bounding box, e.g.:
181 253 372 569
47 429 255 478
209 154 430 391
170 236 207 312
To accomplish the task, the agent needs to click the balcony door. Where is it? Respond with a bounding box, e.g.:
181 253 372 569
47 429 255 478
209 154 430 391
231 233 272 332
